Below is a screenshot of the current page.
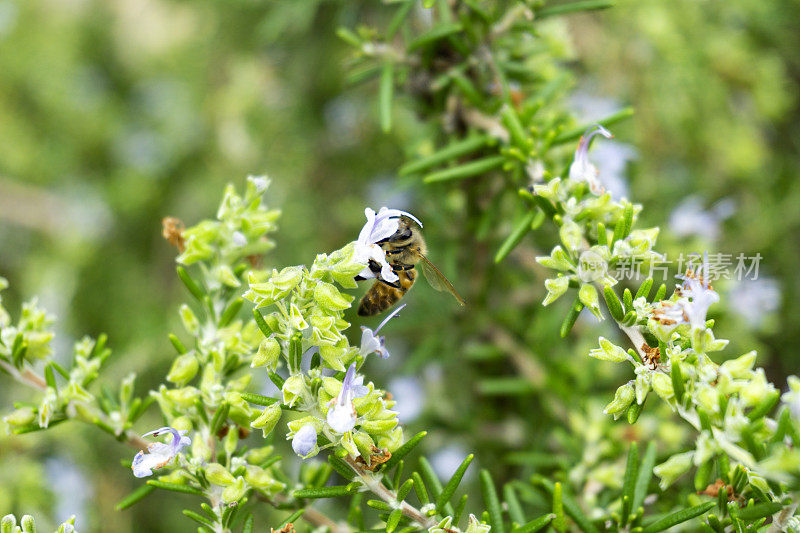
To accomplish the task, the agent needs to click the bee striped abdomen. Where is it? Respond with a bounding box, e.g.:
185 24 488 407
357 269 417 316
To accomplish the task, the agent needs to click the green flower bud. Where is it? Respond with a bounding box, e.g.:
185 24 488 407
314 281 353 312
604 382 635 420
3 407 35 427
287 416 321 434
740 369 776 408
377 426 404 452
695 384 719 414
543 277 570 306
340 432 359 458
179 304 200 336
120 373 136 407
720 350 757 379
536 246 574 271
246 446 275 465
20 515 35 533
192 434 212 461
653 451 694 490
589 337 628 363
222 477 247 504
167 354 200 385
205 463 236 486
271 266 304 291
465 514 491 533
282 375 306 408
353 431 375 458
64 382 94 404
288 303 309 331
635 373 651 405
2 515 17 531
224 425 239 456
559 218 583 251
245 465 284 494
165 387 200 409
652 372 674 401
360 418 397 434
252 337 281 370
172 416 193 432
579 283 603 320
319 344 346 372
251 403 282 437
216 265 241 288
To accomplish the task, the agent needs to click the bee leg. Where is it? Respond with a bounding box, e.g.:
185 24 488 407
380 279 402 289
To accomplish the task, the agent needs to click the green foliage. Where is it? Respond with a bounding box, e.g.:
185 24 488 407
1 0 799 532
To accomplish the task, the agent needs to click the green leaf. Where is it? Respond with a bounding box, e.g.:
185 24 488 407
177 266 205 301
495 211 538 263
603 286 625 321
504 485 524 526
328 455 355 480
419 457 448 513
408 22 462 51
734 501 782 521
115 484 155 511
671 361 685 403
553 482 566 533
480 469 505 533
183 509 216 529
219 298 243 327
147 480 203 495
423 155 506 184
169 334 187 354
386 0 413 39
240 392 278 406
241 514 254 533
621 443 639 523
635 278 654 300
537 0 614 18
412 472 430 505
400 136 490 176
381 431 427 472
533 477 598 533
280 509 304 528
210 403 230 435
253 309 273 337
437 454 474 511
560 296 584 338
386 508 403 533
511 514 555 533
293 485 357 498
641 502 715 533
632 442 657 511
552 107 634 145
379 62 394 133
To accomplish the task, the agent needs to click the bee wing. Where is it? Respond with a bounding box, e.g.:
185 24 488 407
419 255 466 306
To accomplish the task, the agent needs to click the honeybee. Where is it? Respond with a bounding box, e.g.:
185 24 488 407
357 216 466 316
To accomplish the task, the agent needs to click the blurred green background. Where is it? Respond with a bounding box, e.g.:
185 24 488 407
0 0 798 531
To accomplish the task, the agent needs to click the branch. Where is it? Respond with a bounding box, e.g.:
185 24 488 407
345 457 437 529
1 359 149 450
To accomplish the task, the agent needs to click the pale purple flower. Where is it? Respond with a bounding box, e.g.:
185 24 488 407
232 231 247 247
132 427 191 478
327 363 369 433
676 254 719 330
360 304 405 359
355 207 422 284
292 425 318 457
568 125 613 195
